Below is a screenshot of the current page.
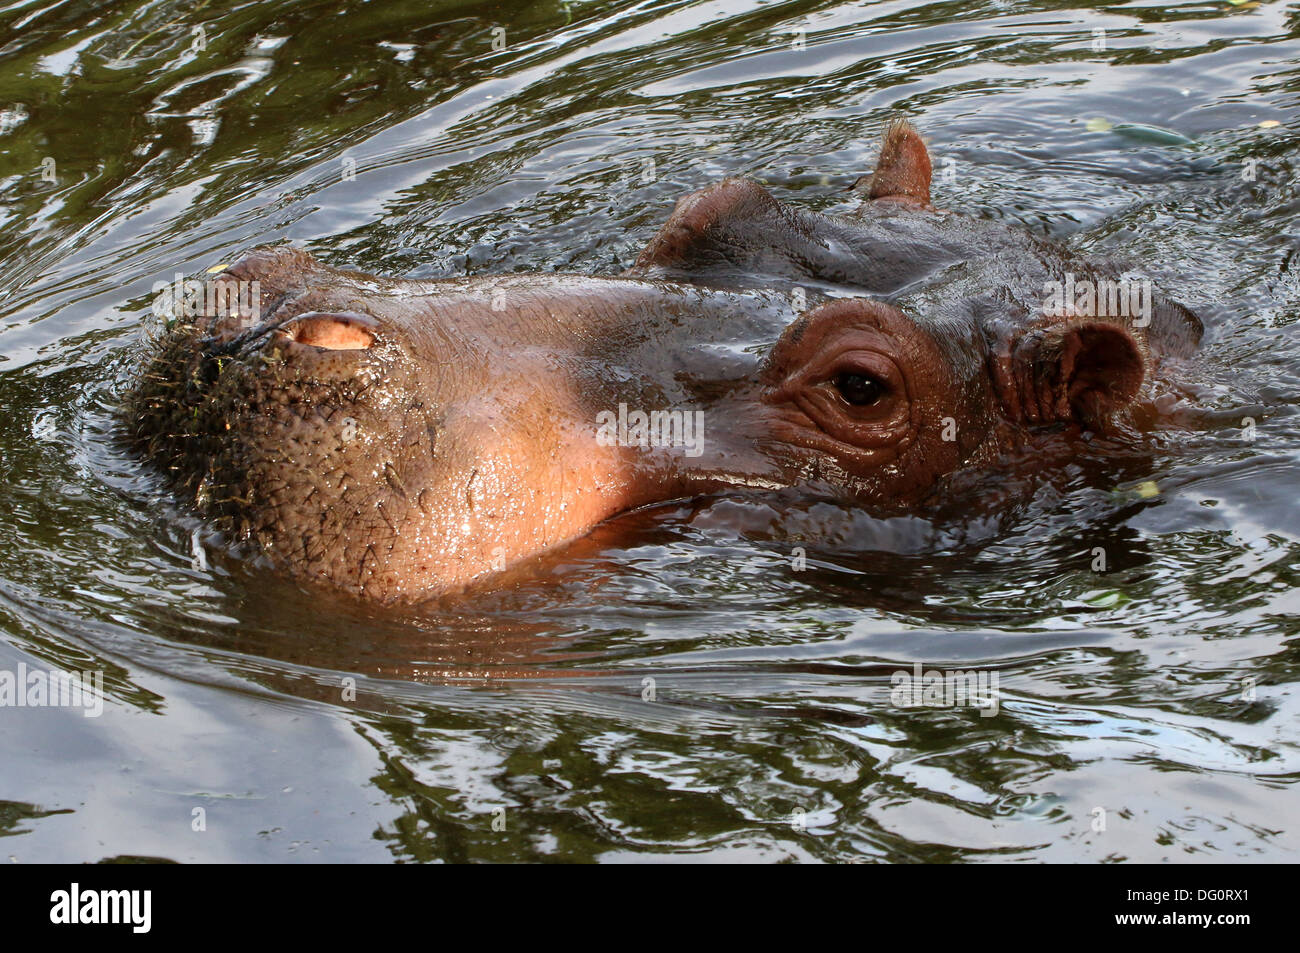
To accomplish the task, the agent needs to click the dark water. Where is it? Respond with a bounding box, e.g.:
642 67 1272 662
1 0 1298 862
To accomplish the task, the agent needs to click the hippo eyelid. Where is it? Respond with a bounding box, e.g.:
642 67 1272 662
280 311 378 350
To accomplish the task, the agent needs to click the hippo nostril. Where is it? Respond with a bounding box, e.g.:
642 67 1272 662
283 311 376 350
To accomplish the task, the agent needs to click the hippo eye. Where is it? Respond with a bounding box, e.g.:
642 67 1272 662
834 372 886 407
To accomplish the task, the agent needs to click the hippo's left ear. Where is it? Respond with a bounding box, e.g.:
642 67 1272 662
853 119 932 207
1006 321 1146 427
632 177 787 273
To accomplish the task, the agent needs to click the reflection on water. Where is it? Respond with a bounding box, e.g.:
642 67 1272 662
0 0 1298 861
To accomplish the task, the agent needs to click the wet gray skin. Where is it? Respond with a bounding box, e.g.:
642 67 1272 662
125 121 1202 602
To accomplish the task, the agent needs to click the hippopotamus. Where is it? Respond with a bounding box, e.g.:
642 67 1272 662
124 120 1202 602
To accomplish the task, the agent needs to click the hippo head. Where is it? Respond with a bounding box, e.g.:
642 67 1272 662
126 122 1192 601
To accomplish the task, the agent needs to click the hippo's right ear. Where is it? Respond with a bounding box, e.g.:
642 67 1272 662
1004 321 1146 428
853 119 932 207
